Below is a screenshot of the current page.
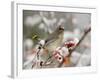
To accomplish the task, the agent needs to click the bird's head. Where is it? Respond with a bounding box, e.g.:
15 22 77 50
58 25 64 33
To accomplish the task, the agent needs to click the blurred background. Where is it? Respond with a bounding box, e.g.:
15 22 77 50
23 10 91 69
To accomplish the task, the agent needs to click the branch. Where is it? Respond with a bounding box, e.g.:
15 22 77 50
67 27 91 57
58 27 91 67
32 27 91 68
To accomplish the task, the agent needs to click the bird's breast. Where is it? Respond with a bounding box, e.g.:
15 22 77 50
46 33 64 52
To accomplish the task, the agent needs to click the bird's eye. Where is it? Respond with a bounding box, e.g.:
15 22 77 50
59 27 64 30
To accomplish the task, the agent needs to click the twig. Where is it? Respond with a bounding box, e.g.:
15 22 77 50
58 27 91 67
41 55 53 67
33 27 91 68
67 27 91 57
31 45 42 68
37 47 41 60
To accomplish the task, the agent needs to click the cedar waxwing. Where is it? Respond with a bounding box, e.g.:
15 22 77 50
33 25 64 60
43 25 64 53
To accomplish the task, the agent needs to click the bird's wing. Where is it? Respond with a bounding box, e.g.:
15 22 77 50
45 36 59 47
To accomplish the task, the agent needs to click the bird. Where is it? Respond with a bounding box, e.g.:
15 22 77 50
43 25 64 54
32 25 64 60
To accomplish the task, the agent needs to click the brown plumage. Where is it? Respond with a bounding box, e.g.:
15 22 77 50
44 25 64 53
